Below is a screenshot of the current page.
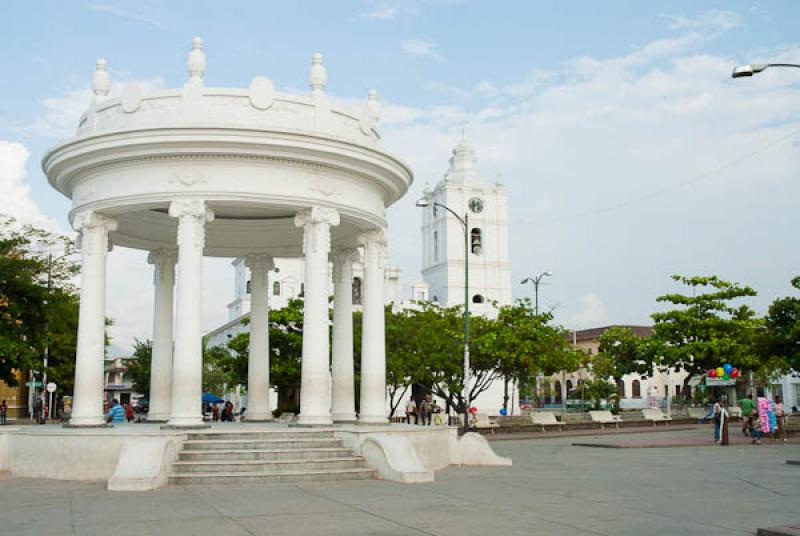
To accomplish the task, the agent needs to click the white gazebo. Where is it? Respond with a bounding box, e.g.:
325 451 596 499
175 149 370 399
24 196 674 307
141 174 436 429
42 38 412 429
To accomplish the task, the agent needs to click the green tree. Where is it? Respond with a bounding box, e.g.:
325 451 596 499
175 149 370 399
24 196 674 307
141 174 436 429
126 339 152 398
583 378 618 410
757 276 800 379
597 326 652 379
650 275 760 387
0 215 79 387
490 299 581 411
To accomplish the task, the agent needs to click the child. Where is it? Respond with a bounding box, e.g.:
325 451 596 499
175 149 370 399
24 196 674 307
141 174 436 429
749 409 762 445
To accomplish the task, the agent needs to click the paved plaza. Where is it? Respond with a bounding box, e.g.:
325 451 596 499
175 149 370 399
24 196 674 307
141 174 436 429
0 428 797 536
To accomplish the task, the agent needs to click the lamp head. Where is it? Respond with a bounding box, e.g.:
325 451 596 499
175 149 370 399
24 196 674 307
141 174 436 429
544 271 553 277
520 278 532 284
415 199 430 208
732 63 769 79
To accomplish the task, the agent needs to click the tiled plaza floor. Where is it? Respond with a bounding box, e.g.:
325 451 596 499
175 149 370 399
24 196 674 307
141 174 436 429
0 428 798 536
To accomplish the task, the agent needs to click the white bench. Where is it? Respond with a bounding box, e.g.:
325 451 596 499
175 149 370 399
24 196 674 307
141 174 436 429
589 410 622 429
642 408 672 426
473 413 500 434
688 408 707 420
531 412 564 433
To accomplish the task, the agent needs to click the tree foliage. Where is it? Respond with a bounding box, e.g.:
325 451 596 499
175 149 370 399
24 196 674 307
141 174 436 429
0 215 79 388
126 338 152 398
758 276 800 377
650 275 760 378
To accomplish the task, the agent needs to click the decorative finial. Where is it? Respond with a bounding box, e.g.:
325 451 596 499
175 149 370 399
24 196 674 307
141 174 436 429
459 120 468 142
186 36 206 87
367 89 381 122
309 52 327 96
92 58 110 98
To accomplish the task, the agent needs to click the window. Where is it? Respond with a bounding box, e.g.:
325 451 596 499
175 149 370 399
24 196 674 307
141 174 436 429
433 231 439 262
246 280 251 294
432 295 439 303
675 385 681 398
299 283 305 298
352 277 362 305
632 380 641 399
566 380 573 394
617 380 625 398
472 294 485 304
470 228 483 255
554 381 562 402
272 281 281 296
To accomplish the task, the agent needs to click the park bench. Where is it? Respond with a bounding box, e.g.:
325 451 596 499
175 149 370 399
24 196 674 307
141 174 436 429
589 410 622 429
531 412 564 433
473 413 500 434
642 408 672 426
687 408 708 420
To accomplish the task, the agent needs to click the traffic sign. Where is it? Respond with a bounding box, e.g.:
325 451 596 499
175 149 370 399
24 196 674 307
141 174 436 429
46 382 57 393
26 381 43 388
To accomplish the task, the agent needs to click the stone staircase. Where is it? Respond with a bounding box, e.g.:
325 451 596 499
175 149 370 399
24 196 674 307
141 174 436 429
169 429 376 485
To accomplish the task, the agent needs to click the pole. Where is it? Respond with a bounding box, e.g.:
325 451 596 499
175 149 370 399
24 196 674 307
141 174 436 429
463 212 470 433
42 254 52 421
534 279 539 315
666 369 672 418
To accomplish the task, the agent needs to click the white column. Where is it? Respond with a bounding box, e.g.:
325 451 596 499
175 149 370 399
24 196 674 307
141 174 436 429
166 199 214 428
331 248 358 422
244 253 275 421
68 211 117 427
358 229 388 424
294 207 340 425
146 248 177 422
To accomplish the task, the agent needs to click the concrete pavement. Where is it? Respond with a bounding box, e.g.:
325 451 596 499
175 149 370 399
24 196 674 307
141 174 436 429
0 428 798 536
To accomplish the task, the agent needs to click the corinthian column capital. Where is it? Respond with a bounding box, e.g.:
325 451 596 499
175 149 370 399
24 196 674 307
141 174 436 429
147 248 178 285
168 198 215 221
357 228 387 269
244 252 275 277
294 207 340 255
72 210 118 233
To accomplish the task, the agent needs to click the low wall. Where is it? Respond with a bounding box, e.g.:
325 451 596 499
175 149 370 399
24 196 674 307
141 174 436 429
5 426 187 483
335 424 458 471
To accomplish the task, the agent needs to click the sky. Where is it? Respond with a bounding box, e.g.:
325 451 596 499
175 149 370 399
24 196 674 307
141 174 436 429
1 1 799 355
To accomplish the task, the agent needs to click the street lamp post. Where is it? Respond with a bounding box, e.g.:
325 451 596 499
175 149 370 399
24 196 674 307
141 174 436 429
416 198 471 433
520 271 552 315
732 63 800 78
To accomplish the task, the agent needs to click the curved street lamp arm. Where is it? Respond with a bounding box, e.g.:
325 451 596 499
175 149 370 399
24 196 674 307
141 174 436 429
432 202 467 229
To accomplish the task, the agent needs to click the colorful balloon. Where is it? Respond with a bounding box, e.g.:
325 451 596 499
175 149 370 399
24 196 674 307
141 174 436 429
716 367 725 377
723 374 730 380
723 364 733 375
469 406 478 414
709 369 716 377
731 368 739 378
499 408 508 416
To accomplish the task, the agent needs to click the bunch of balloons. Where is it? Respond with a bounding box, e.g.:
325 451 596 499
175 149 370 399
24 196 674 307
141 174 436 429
707 363 739 381
468 406 478 414
499 408 508 416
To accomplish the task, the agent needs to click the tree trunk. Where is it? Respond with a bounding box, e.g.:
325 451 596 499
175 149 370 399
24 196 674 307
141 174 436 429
502 375 510 410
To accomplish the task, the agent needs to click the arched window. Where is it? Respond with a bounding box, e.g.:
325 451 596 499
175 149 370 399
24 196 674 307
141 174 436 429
246 280 251 294
433 230 439 262
352 277 362 305
472 294 484 304
432 295 439 303
470 228 483 255
632 380 641 399
554 381 562 402
272 281 281 296
299 283 305 298
566 380 573 395
617 379 625 399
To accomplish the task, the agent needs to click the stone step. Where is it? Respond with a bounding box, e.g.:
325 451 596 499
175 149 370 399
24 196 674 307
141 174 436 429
169 468 376 485
187 430 335 441
172 457 368 474
181 438 344 451
178 447 357 461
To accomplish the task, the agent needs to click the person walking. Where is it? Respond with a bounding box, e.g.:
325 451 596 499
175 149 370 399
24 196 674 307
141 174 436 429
774 396 787 443
0 400 7 425
405 397 417 425
711 398 723 444
125 403 134 423
739 394 755 437
106 399 126 424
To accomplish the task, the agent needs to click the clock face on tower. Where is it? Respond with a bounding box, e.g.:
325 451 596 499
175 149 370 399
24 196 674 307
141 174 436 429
469 197 484 214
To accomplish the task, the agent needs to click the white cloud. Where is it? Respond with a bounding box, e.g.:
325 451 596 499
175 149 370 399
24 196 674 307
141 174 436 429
570 294 608 328
87 4 166 29
0 141 59 231
382 23 800 329
401 38 441 60
665 9 740 32
25 78 164 140
360 5 396 20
